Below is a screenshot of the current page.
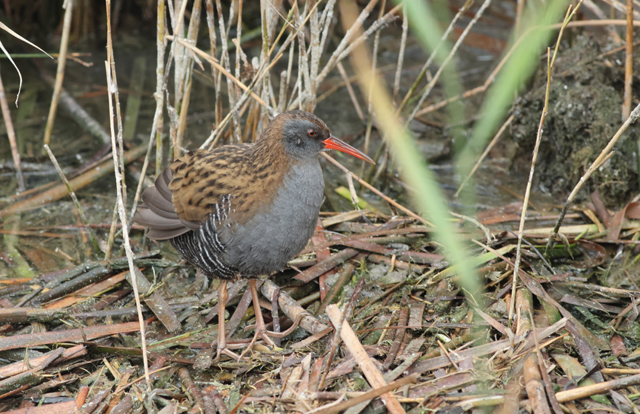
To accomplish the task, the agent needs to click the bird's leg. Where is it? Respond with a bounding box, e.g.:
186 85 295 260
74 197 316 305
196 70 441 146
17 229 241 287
245 313 305 337
240 279 277 358
214 281 241 362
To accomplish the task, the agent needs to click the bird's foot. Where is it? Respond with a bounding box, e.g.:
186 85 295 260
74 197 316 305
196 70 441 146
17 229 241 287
238 327 276 360
212 339 242 362
239 314 305 359
216 347 242 362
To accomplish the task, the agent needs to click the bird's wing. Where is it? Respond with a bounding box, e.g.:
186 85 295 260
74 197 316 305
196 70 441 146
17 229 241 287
135 142 291 240
168 146 254 223
134 146 254 240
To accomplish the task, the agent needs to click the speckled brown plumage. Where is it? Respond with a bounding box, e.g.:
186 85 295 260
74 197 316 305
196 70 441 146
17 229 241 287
137 111 330 239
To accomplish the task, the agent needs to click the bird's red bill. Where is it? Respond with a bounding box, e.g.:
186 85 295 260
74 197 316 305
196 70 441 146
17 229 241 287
323 136 375 164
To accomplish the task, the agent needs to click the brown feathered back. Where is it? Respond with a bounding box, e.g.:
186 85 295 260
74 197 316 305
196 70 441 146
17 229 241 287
135 118 299 240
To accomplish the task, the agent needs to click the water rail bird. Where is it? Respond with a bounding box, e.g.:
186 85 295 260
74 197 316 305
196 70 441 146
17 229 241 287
135 110 373 360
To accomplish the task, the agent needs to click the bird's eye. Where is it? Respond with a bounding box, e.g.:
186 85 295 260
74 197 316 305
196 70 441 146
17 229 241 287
308 129 316 137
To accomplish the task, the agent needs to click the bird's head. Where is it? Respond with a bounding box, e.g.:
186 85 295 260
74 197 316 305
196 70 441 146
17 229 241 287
273 110 374 164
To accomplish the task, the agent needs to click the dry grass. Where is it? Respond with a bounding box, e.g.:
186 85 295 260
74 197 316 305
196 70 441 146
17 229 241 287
1 0 640 413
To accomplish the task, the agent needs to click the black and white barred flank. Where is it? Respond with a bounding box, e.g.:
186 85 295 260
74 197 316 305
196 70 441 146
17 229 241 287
170 195 238 280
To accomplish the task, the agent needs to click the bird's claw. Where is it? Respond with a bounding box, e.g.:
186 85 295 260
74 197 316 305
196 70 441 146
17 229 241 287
214 346 242 362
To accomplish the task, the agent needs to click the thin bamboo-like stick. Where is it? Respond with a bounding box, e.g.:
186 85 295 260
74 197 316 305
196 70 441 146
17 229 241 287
235 0 243 97
297 30 311 111
325 305 406 414
44 144 100 253
555 372 640 403
105 60 150 386
396 0 467 113
392 3 408 104
260 0 274 121
216 0 241 142
406 0 491 126
308 0 321 110
455 115 514 198
43 0 74 147
277 70 287 113
204 0 220 128
105 7 127 206
0 70 25 191
318 0 337 62
321 153 433 227
362 0 386 168
336 62 364 121
104 1 149 385
510 2 583 321
286 35 295 101
155 0 166 176
314 0 379 90
622 0 634 120
171 0 190 108
175 0 202 154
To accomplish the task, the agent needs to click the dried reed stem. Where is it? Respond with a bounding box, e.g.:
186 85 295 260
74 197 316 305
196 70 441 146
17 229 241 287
622 0 634 119
0 70 25 191
234 1 243 89
105 60 150 386
154 0 166 176
314 0 379 89
216 0 241 142
362 0 386 165
392 4 408 103
322 153 433 227
337 62 364 121
509 2 583 321
307 0 321 110
105 12 126 207
277 70 288 113
318 0 337 55
455 115 514 198
175 0 202 154
104 0 149 385
325 305 406 414
397 1 468 113
261 0 275 120
44 144 100 253
43 0 74 147
406 0 491 126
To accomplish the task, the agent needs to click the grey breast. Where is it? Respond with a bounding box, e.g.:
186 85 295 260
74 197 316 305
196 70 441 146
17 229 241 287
223 158 324 275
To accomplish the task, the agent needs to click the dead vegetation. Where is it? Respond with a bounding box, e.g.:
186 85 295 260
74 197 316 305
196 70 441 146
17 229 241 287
1 0 640 413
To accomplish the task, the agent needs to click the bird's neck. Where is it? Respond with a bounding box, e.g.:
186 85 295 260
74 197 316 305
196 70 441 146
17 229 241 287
251 133 290 170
